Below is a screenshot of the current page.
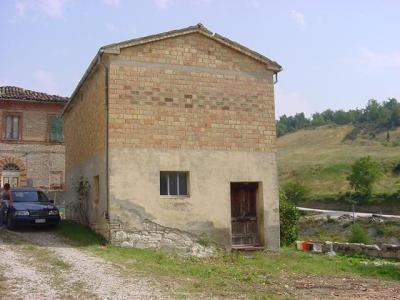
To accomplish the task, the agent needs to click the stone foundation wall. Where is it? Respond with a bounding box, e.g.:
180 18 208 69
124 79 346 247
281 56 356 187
111 219 215 257
315 241 400 260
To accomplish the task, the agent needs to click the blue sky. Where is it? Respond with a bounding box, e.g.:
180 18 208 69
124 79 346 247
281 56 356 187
1 0 399 117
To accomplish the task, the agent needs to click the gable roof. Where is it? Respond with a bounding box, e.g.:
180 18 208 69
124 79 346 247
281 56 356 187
65 23 281 113
0 86 68 103
101 23 282 71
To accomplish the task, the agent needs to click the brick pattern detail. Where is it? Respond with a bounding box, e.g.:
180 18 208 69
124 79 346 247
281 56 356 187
64 67 106 170
108 33 276 151
118 32 268 72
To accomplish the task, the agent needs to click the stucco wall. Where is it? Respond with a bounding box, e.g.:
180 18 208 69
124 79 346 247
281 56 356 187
64 152 109 237
109 148 280 250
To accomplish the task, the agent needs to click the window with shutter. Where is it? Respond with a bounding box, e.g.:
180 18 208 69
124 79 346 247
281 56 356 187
49 115 63 142
4 113 21 140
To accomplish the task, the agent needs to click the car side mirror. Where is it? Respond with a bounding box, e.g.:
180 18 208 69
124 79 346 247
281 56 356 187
50 199 54 204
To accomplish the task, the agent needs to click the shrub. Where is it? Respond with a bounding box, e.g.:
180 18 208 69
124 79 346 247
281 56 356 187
349 223 369 244
280 191 300 246
347 156 382 198
326 215 337 224
393 162 400 175
281 181 310 204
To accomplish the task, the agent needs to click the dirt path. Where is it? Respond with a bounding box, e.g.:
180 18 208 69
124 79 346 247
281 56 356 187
0 228 399 299
0 233 58 299
291 274 400 300
0 228 165 300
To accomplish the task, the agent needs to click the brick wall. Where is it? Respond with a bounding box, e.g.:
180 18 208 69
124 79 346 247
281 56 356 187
0 101 65 190
107 32 276 151
64 66 106 170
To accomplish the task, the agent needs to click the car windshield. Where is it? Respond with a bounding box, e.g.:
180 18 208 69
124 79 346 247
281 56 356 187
11 191 49 202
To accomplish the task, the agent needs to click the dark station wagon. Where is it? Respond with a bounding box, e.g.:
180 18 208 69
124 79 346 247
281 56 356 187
0 188 61 229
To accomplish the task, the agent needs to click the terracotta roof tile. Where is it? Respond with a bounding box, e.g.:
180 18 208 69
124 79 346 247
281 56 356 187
0 86 68 103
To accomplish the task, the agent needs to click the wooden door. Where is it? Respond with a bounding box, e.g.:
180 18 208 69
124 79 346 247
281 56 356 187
231 183 258 246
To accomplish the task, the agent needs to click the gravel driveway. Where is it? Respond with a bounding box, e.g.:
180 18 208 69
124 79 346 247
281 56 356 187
0 228 166 300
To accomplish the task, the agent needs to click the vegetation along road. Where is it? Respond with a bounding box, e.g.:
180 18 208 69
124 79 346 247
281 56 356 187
0 221 400 299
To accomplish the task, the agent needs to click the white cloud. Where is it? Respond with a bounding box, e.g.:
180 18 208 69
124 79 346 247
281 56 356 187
275 89 311 117
15 0 66 19
340 48 400 68
153 0 174 10
290 9 306 29
103 0 120 7
33 69 59 94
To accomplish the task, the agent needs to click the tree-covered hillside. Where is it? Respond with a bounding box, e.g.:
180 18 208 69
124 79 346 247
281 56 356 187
277 98 400 137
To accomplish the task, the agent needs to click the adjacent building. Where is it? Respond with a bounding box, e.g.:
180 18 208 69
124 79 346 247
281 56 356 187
0 86 67 201
63 24 282 252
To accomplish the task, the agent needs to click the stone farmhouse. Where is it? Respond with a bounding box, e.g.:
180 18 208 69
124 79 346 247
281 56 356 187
63 24 282 253
0 86 67 200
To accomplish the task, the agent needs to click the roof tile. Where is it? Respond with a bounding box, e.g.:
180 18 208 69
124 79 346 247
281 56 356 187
0 86 68 103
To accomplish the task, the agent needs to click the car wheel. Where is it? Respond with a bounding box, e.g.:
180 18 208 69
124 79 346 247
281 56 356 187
6 216 15 230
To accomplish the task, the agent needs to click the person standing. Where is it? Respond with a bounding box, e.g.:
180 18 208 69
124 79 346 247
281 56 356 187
0 183 11 226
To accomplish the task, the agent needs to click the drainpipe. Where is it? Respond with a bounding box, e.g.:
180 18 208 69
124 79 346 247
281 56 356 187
97 52 110 225
273 71 278 84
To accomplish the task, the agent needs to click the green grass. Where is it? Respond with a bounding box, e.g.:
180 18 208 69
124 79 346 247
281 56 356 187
278 125 400 195
55 220 400 298
56 220 107 246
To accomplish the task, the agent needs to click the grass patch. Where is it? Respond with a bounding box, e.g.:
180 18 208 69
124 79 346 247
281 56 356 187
56 220 107 247
320 163 351 177
55 221 400 298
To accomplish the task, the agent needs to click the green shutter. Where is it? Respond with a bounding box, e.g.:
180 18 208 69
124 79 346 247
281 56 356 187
50 116 63 142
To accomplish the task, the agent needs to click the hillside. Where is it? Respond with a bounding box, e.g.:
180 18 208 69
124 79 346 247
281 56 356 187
277 125 400 195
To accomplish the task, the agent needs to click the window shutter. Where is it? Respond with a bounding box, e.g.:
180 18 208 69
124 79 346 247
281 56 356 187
50 116 63 142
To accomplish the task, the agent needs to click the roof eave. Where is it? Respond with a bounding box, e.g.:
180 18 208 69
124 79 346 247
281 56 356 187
62 50 103 115
101 24 282 72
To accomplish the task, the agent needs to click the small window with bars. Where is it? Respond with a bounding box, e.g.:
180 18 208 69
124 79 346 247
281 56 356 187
160 172 189 196
49 115 63 142
5 114 20 140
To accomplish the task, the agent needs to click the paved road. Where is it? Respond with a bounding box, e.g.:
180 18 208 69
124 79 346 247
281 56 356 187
298 207 400 219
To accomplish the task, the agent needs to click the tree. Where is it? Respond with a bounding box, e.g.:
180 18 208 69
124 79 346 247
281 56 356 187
282 181 309 204
347 156 382 197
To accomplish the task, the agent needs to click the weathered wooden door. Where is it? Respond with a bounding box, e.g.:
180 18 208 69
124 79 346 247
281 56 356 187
231 183 259 246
